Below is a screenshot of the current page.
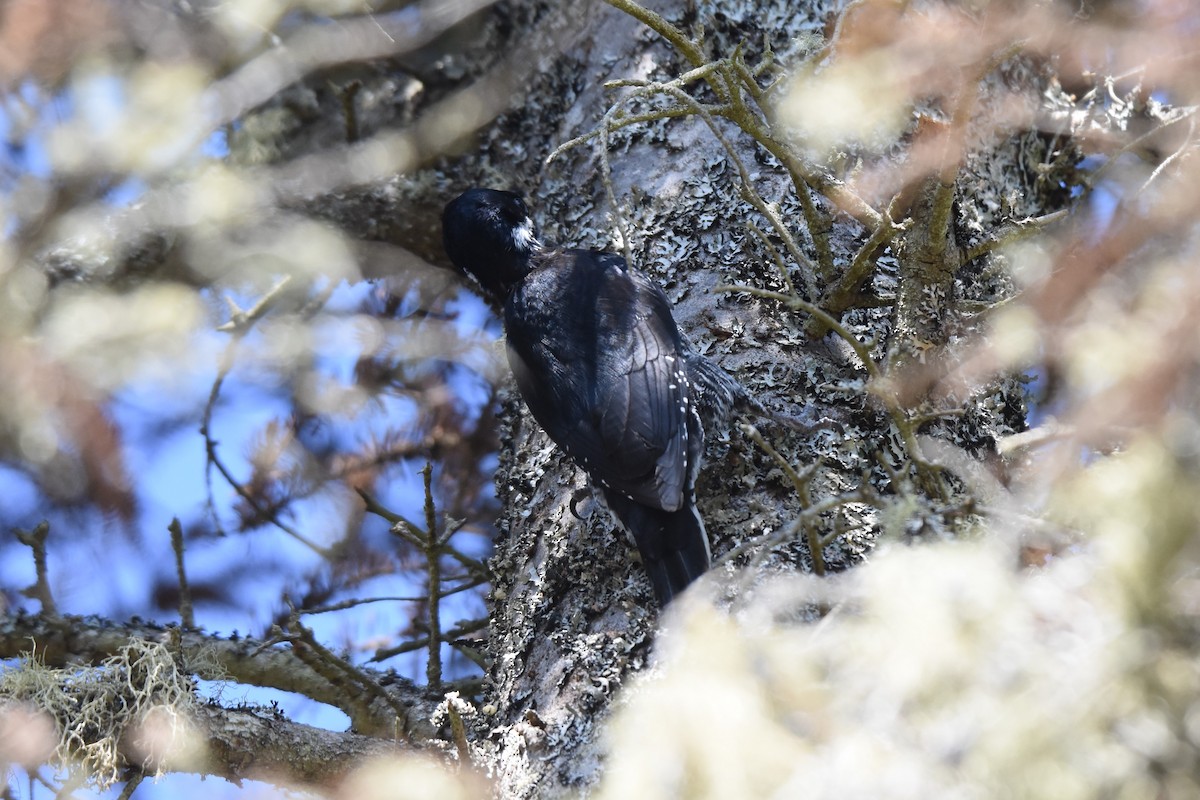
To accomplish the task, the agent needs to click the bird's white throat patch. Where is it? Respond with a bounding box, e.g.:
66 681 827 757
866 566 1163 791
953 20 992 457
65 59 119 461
512 217 540 252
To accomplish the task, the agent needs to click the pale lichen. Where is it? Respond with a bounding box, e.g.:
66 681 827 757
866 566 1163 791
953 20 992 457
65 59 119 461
0 639 199 790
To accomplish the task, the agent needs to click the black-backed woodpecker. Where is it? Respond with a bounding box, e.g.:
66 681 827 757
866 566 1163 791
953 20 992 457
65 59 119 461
443 188 739 605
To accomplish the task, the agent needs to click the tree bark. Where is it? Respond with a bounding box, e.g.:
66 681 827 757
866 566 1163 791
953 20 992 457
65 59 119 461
426 1 1042 795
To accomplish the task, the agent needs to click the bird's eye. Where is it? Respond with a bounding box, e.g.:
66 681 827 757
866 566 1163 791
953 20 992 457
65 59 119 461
504 198 529 224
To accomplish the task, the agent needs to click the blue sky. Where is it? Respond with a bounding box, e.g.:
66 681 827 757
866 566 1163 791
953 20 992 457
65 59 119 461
0 71 500 796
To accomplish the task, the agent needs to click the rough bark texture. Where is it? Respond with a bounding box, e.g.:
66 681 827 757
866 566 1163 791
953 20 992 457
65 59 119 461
187 703 406 789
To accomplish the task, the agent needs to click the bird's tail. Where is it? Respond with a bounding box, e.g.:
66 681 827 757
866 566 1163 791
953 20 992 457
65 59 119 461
604 492 711 606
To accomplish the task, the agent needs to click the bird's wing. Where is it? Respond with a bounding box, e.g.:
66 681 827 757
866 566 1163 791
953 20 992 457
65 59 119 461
589 266 690 511
505 254 691 512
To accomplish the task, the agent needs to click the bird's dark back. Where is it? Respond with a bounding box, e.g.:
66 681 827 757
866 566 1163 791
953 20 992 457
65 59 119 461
504 248 694 512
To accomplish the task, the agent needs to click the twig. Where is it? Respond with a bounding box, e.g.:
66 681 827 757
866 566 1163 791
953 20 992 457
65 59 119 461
718 283 948 496
928 43 1026 270
995 420 1073 455
741 425 826 575
168 518 194 628
201 278 330 557
552 45 839 286
649 80 822 294
214 275 293 334
1086 105 1199 190
820 206 903 316
716 284 880 376
718 487 875 565
362 487 487 576
544 62 722 164
546 107 709 164
357 487 417 528
601 0 706 69
1138 112 1196 196
962 208 1068 264
297 579 487 616
203 435 329 556
906 408 967 427
745 220 795 296
115 773 143 800
286 613 412 739
608 0 880 243
370 616 489 663
597 114 633 267
15 521 57 617
446 701 471 761
419 463 443 690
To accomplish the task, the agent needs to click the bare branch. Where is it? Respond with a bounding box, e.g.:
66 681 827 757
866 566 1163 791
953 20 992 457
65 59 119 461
167 518 194 629
14 522 57 618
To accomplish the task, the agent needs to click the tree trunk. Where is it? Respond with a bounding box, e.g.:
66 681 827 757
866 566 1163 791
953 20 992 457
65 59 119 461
432 1 1043 794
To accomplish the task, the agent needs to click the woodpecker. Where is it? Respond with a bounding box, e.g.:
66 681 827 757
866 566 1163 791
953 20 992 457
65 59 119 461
443 188 739 605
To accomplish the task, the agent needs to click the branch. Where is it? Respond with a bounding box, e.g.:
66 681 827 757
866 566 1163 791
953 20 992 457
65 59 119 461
820 207 904 317
168 518 194 629
928 43 1025 271
718 283 949 497
740 425 827 575
419 463 444 690
961 208 1069 264
12 700 412 792
280 614 415 738
15 521 57 617
0 612 440 741
201 277 332 557
189 703 408 788
601 0 707 69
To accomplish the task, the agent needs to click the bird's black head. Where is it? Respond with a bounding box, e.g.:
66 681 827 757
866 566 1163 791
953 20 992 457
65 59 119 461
442 188 541 300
